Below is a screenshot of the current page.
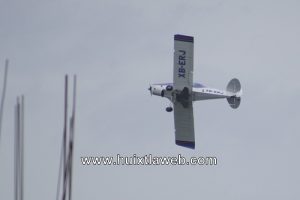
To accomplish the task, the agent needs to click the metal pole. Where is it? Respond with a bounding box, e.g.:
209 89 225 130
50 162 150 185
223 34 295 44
68 75 76 200
20 96 24 200
14 100 18 200
62 75 68 200
0 59 9 142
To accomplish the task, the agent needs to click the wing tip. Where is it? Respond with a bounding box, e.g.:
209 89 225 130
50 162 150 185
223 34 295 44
176 140 195 149
174 34 194 43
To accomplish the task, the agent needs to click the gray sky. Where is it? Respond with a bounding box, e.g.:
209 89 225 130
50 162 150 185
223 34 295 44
1 0 300 199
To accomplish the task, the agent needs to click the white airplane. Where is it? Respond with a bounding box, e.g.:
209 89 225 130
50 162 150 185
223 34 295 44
148 34 242 149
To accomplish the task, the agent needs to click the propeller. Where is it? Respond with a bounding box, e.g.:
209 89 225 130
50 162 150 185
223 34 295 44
148 85 152 96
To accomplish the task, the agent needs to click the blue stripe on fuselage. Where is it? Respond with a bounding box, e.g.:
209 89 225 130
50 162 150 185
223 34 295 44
152 83 205 88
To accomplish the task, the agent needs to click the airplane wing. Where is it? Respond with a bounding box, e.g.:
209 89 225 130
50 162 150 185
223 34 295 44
173 34 195 149
174 101 195 149
173 34 194 92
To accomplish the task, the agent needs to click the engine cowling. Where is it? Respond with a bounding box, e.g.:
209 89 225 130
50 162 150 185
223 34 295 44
152 87 165 97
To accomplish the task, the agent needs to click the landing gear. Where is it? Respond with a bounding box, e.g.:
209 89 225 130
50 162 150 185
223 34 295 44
166 106 173 112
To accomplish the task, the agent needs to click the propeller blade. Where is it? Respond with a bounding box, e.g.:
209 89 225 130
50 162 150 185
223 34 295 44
148 85 152 96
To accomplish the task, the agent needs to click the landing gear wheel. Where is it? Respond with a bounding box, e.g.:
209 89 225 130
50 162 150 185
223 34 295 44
166 107 173 112
166 85 173 91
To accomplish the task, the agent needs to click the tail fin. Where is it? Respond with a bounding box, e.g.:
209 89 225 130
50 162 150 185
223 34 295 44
226 78 242 109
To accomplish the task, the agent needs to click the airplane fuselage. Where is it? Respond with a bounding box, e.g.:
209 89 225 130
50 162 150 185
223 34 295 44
149 83 231 103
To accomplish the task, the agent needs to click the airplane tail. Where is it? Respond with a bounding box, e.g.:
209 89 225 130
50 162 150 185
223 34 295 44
226 78 242 109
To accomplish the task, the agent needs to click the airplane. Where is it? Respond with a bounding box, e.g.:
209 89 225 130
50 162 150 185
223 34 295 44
148 34 242 149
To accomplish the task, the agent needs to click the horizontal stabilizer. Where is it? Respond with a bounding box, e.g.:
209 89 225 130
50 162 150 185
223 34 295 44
227 96 241 109
226 78 242 109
